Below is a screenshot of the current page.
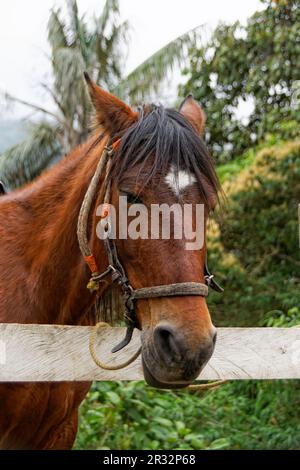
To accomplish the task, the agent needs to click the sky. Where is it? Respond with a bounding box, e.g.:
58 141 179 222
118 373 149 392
0 0 263 119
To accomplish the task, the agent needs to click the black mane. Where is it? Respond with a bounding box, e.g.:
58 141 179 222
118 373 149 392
110 105 220 207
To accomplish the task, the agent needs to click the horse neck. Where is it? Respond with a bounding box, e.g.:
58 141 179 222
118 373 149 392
16 136 108 325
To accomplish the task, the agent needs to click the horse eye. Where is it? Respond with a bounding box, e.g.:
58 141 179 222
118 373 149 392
120 191 143 204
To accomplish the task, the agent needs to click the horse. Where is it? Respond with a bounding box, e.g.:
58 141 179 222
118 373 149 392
0 75 221 449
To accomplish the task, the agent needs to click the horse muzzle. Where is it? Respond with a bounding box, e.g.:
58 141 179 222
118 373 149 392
141 322 217 389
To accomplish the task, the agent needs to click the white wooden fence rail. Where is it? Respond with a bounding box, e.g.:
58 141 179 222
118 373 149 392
0 324 300 382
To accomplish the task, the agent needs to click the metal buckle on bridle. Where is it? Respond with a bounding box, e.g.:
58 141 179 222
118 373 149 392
91 264 116 282
204 259 224 293
205 274 214 287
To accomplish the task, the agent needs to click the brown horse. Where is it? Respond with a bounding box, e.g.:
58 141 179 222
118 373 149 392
0 78 220 449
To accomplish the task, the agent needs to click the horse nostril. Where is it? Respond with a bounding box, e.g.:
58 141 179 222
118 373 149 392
154 324 182 364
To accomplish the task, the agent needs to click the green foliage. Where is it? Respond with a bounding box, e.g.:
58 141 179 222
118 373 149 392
264 306 300 327
180 0 300 162
208 139 300 326
216 148 256 183
76 379 300 450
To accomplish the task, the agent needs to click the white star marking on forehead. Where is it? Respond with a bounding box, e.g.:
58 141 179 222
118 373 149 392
165 165 196 196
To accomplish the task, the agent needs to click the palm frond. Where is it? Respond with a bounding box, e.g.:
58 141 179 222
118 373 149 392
52 47 87 115
116 25 206 103
67 0 80 41
96 0 120 36
48 9 68 51
0 122 62 189
67 0 91 64
94 20 130 88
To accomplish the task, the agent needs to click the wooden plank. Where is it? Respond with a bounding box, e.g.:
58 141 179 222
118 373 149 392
0 324 300 382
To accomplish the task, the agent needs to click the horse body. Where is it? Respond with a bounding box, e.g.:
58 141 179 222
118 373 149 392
0 80 220 449
0 139 105 449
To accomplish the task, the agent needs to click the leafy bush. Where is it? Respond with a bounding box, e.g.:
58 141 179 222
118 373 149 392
76 379 300 450
208 139 300 326
179 0 300 162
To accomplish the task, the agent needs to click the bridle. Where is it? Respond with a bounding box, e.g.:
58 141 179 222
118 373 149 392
77 138 223 355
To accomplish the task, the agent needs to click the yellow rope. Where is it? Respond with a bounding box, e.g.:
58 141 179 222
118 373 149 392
89 322 142 371
186 380 228 392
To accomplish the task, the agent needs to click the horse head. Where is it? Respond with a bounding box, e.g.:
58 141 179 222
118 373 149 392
84 76 221 388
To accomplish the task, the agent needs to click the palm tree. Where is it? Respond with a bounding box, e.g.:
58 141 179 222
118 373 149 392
0 0 203 189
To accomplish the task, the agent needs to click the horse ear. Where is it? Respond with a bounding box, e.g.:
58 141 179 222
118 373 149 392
179 94 206 135
84 72 138 134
